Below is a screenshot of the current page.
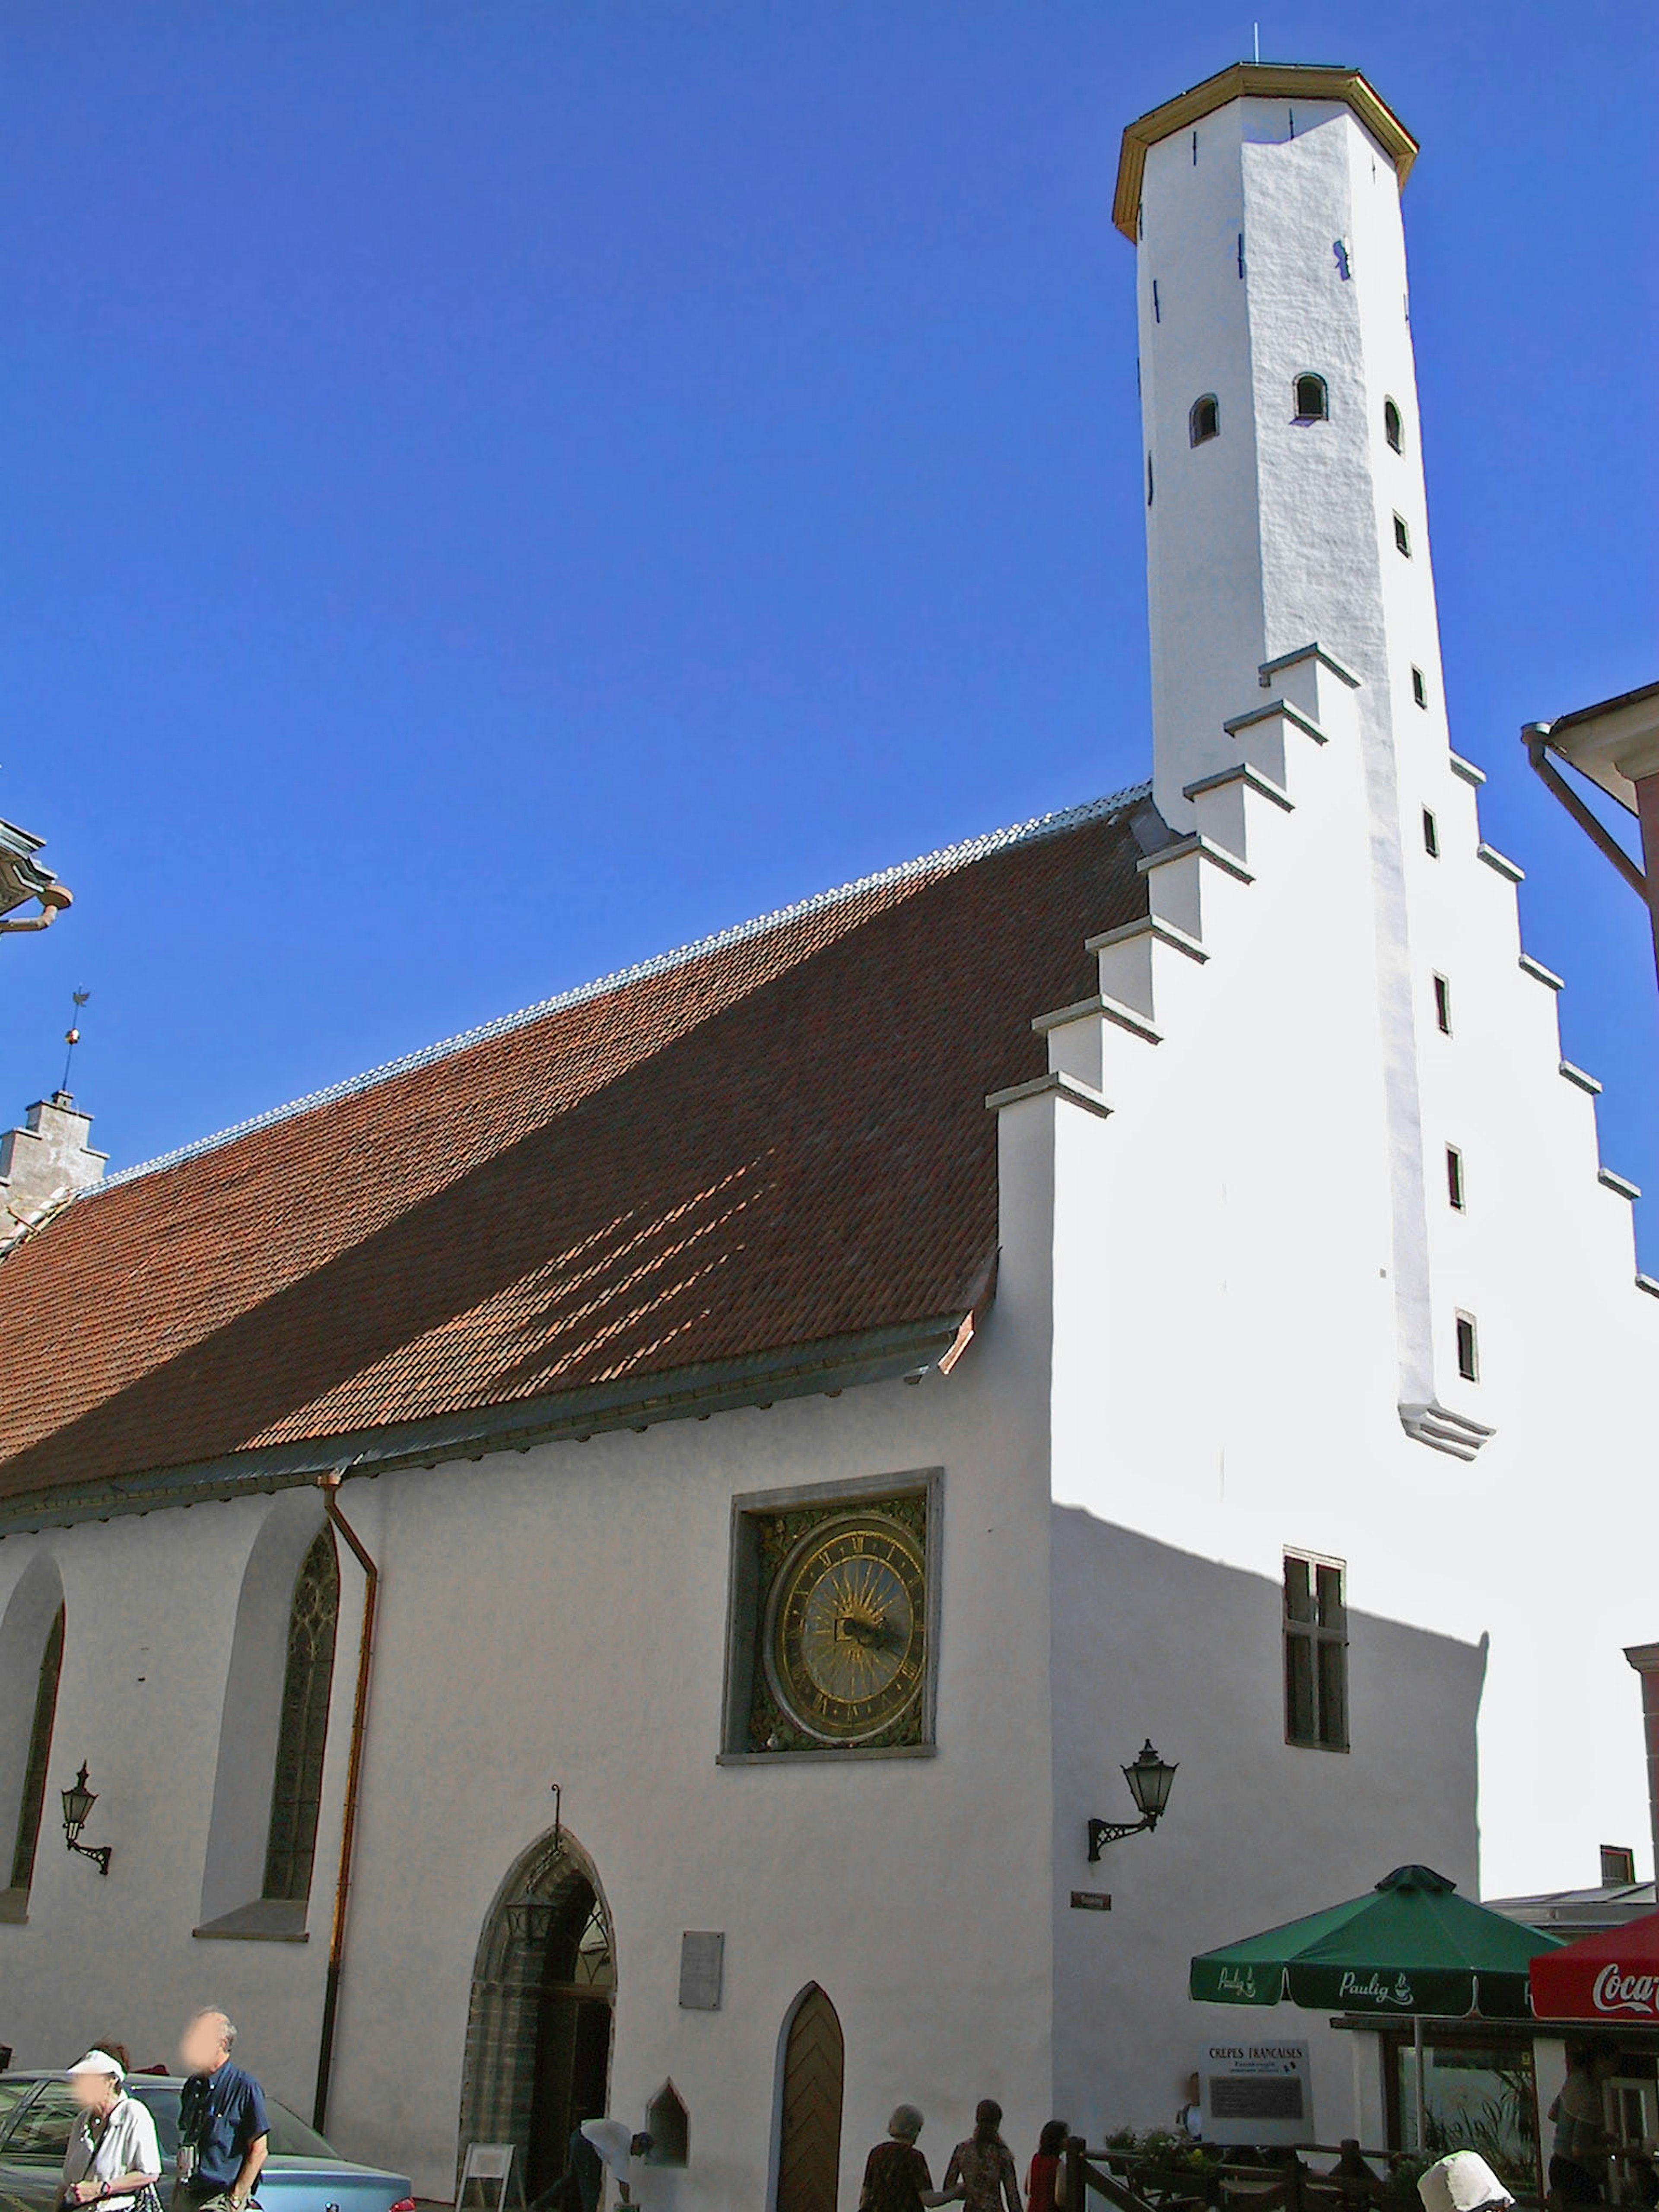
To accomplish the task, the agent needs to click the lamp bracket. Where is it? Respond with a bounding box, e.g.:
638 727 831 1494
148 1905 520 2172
67 1838 112 1877
1086 1812 1159 1862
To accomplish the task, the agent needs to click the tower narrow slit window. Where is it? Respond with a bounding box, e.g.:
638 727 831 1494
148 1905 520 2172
1433 974 1452 1035
10 1603 65 1895
1446 1145 1465 1210
1146 454 1154 507
1412 666 1428 709
1455 1313 1480 1382
1284 1554 1348 1751
1293 372 1328 422
1423 808 1439 857
1189 394 1220 446
262 1526 340 1905
1152 279 1161 324
1394 513 1412 556
1384 397 1404 451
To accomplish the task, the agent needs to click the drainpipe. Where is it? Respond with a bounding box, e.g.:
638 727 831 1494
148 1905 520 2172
312 1471 380 2136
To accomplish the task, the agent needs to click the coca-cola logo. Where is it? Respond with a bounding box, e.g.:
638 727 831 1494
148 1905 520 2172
1592 1964 1659 2016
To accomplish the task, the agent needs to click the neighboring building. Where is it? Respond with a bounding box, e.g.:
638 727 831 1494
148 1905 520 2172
0 61 1652 2212
1527 683 1659 984
0 812 72 938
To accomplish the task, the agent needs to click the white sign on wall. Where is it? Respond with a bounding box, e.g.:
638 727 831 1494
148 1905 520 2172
1199 2040 1313 2147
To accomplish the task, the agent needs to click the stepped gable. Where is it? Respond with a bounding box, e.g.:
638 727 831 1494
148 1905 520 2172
0 789 1154 1510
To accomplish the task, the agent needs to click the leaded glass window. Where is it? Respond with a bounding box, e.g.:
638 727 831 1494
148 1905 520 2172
10 1604 65 1892
262 1529 340 1903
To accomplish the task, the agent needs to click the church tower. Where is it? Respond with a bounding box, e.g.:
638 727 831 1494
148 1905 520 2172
1115 66 1494 1455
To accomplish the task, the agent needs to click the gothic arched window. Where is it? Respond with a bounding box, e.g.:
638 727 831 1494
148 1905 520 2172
10 1604 64 1894
1384 397 1403 452
1189 394 1220 446
262 1528 340 1904
1294 372 1329 423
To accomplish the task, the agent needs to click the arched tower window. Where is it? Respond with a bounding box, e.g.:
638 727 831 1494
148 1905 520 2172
262 1527 339 1904
1189 394 1220 446
1293 372 1328 423
1383 397 1403 451
10 1604 65 1894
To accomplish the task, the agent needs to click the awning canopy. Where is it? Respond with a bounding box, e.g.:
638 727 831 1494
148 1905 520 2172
1531 1905 1659 2023
1191 1864 1561 2018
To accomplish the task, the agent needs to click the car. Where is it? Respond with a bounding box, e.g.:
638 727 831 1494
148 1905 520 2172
0 2072 413 2212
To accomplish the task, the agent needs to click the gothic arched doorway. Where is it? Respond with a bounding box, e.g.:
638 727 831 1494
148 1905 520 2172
775 1984 843 2212
459 1830 614 2201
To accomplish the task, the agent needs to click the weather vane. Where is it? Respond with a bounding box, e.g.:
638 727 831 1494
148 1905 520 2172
60 989 90 1095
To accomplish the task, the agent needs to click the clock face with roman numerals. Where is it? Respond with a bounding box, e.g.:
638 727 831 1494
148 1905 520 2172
762 1511 928 1745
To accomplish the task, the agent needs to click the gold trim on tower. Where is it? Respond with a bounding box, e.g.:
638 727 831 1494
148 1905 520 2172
1113 63 1419 243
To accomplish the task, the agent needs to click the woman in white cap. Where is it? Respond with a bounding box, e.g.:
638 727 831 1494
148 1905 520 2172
55 2050 163 2212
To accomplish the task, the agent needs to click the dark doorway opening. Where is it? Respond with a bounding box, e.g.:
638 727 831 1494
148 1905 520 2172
460 1832 615 2203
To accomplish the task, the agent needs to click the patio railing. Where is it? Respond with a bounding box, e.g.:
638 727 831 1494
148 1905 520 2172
1062 2141 1435 2212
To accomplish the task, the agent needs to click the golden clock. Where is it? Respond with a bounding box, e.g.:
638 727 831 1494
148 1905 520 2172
762 1511 928 1745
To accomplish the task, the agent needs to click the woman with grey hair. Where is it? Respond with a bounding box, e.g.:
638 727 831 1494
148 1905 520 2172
859 2105 961 2212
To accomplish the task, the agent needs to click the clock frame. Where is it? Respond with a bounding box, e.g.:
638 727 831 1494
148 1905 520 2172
721 1471 941 1761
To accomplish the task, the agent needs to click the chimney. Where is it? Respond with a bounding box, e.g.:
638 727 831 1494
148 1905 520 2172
1624 1644 1659 1878
0 1091 107 1247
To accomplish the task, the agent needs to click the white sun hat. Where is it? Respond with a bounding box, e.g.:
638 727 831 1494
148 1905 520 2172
1417 2152 1514 2212
67 2052 126 2082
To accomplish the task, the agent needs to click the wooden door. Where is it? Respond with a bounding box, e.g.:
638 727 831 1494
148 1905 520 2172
775 1985 844 2212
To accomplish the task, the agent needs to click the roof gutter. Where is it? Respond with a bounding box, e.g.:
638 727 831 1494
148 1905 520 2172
312 1470 378 2137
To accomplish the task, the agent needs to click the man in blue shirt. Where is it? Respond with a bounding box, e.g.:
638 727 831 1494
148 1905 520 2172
174 2012 270 2212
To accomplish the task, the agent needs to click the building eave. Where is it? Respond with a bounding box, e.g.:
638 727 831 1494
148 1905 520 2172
1113 63 1419 242
0 1307 981 1535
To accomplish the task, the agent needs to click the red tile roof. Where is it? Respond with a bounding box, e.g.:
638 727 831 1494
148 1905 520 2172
0 791 1154 1516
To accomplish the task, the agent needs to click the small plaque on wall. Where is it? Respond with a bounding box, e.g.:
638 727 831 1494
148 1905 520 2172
679 1930 725 2010
1070 1891 1112 1911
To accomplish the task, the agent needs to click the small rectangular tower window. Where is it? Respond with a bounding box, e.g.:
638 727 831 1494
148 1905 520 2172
1446 1146 1465 1210
1433 974 1452 1034
1284 1554 1348 1752
1412 666 1428 709
1192 129 1198 165
1455 1312 1479 1382
1423 808 1439 857
1152 279 1160 323
1394 513 1412 556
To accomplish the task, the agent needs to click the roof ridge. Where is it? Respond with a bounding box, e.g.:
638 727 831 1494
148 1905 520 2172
97 781 1150 1194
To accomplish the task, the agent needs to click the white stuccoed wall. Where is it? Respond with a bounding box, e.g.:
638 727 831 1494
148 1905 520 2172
1026 77 1658 2134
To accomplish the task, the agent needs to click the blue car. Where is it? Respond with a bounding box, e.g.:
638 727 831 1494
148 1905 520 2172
0 2073 413 2212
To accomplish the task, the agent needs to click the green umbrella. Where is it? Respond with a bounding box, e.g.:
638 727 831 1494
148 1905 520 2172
1190 1863 1560 2019
1191 1866 1562 2153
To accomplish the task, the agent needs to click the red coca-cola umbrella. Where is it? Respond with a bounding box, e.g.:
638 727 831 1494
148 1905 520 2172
1530 1907 1659 2021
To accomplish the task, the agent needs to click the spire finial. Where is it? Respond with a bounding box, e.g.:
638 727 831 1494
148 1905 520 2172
59 988 90 1098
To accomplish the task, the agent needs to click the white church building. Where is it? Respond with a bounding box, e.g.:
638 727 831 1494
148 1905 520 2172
1 60 1652 2212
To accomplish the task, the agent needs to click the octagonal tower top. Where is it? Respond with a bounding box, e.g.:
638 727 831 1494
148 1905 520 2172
1113 62 1418 241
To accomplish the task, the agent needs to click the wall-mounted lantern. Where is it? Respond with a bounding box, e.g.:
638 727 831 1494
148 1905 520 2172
1087 1739 1177 1862
61 1763 111 1876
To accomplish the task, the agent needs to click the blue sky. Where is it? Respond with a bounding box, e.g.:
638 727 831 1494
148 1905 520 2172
2 3 1653 1249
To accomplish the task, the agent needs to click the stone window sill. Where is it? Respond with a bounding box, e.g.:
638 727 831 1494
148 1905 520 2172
192 1898 309 1942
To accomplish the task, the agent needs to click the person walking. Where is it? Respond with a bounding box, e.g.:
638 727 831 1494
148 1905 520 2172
1026 2121 1070 2212
859 2105 960 2212
173 2013 269 2212
942 2101 1020 2212
56 2051 163 2212
1549 2045 1616 2207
